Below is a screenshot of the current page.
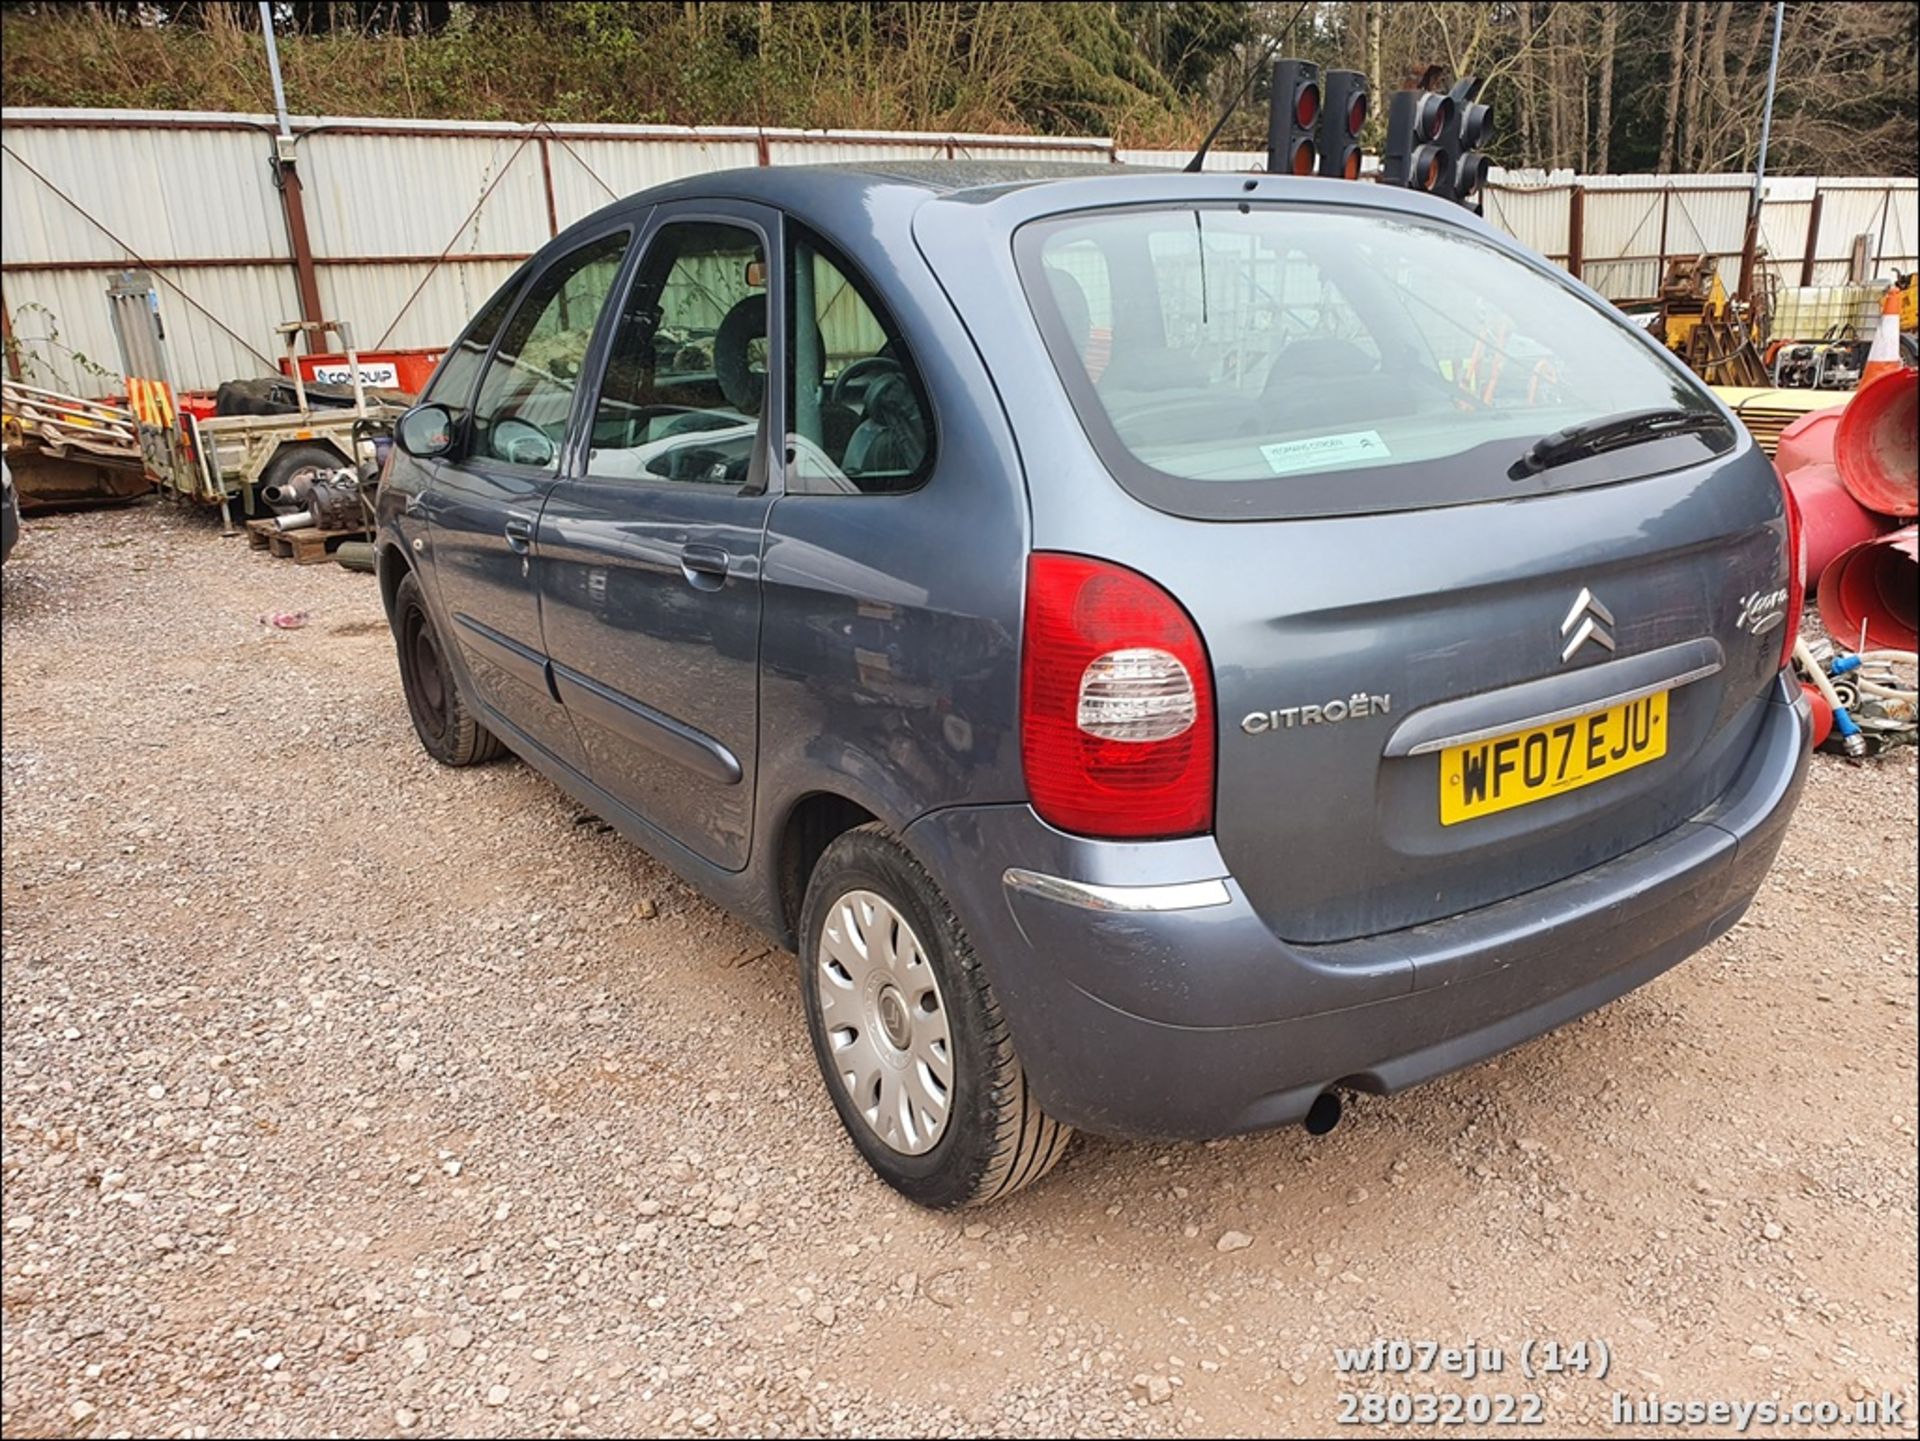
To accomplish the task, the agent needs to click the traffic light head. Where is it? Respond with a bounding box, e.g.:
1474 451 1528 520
1443 76 1494 208
1319 70 1370 181
1267 59 1322 176
1383 88 1453 196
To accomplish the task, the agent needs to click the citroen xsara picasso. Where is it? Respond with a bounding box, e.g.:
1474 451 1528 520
376 164 1809 1208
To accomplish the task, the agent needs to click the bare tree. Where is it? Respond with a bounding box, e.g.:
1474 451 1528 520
1659 1 1688 171
1595 3 1616 173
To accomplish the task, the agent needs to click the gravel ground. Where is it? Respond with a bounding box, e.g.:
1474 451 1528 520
2 501 1916 1439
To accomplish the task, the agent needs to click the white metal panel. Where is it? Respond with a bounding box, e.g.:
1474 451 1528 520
548 135 759 227
766 138 944 167
315 258 523 355
299 129 550 259
1580 258 1660 301
3 263 296 397
1815 185 1917 273
1579 187 1666 264
1758 199 1811 273
2 122 284 264
947 142 1111 164
1481 186 1571 259
1881 184 1919 267
1116 148 1267 171
1658 185 1750 256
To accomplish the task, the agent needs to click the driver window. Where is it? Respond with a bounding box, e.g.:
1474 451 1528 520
469 231 630 471
587 221 768 486
786 223 932 495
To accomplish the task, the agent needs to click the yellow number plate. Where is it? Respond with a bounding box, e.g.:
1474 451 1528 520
1440 691 1668 826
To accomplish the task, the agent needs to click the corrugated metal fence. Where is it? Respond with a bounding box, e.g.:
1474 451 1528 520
4 107 1914 396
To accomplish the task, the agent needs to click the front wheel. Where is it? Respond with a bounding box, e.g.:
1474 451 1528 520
392 570 505 767
799 824 1072 1208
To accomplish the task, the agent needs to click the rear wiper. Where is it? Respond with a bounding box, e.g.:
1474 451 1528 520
1509 408 1732 479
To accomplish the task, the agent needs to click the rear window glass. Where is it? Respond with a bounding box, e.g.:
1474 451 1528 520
1017 205 1733 519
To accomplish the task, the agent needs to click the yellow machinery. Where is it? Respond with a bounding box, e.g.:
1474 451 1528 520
1657 256 1771 387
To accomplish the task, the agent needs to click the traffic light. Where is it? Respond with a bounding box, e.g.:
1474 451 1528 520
1318 69 1370 181
1442 76 1494 211
1266 59 1321 176
1380 87 1454 196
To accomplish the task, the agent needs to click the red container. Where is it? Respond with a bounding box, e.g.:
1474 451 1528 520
1774 404 1844 476
1818 525 1919 653
278 347 444 398
1800 682 1834 749
1834 366 1918 518
1782 460 1887 580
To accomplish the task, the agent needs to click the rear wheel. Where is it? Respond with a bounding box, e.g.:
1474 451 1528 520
392 571 504 767
800 824 1071 1208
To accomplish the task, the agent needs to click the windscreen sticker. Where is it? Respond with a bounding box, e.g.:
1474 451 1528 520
1258 429 1391 475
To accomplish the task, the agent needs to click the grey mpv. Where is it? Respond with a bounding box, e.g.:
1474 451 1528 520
377 164 1809 1207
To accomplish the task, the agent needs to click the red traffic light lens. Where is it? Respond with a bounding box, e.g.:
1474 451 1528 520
1417 95 1454 140
1290 139 1316 175
1295 84 1320 128
1347 94 1368 134
1341 146 1361 181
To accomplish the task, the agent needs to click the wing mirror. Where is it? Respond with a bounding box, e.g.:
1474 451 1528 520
395 403 455 459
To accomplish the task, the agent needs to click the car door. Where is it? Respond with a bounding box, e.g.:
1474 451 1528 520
422 226 633 771
536 206 781 870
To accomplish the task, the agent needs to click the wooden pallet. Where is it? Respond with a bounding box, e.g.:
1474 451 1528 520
245 518 370 564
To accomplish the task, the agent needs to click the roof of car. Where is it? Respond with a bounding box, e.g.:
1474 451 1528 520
538 158 1503 290
617 159 1161 212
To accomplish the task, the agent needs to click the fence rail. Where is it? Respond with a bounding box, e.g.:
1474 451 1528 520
4 108 1914 397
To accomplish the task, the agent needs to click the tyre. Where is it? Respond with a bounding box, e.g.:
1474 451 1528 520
800 823 1072 1208
392 570 505 767
260 442 347 493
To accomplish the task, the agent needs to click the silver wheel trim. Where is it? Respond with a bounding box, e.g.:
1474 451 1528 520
815 888 954 1156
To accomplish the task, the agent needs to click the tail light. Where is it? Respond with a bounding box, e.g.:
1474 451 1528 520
1021 554 1214 838
1778 465 1806 671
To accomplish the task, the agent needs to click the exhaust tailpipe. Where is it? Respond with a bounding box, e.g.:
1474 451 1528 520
1303 1090 1342 1136
273 509 316 532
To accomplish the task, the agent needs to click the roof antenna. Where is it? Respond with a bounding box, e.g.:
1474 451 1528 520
1183 1 1309 173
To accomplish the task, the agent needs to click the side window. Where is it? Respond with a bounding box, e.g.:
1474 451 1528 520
469 231 630 472
422 274 519 420
786 224 933 495
586 221 768 486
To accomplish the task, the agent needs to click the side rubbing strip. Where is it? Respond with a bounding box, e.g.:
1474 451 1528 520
551 664 742 786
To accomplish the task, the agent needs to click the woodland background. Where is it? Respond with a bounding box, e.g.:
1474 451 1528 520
1 2 1915 176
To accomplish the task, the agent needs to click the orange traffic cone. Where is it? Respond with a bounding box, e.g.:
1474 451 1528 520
1857 285 1905 390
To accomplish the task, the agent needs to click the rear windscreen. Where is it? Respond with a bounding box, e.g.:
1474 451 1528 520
1016 205 1734 519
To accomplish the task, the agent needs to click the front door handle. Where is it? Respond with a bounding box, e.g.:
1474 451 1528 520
503 516 534 554
679 542 729 590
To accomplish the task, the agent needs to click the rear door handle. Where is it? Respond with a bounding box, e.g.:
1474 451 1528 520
680 542 730 590
503 516 534 554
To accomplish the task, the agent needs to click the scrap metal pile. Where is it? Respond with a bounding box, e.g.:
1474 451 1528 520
0 379 150 510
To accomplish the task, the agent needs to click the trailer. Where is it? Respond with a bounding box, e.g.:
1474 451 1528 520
105 271 401 530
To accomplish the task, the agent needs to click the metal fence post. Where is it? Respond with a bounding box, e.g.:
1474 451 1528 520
1568 184 1585 285
1801 191 1823 287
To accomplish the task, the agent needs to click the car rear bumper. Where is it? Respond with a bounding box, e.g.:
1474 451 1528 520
904 674 1810 1140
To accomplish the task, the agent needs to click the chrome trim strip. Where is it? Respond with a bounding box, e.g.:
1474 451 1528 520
1002 868 1232 912
1405 661 1723 756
